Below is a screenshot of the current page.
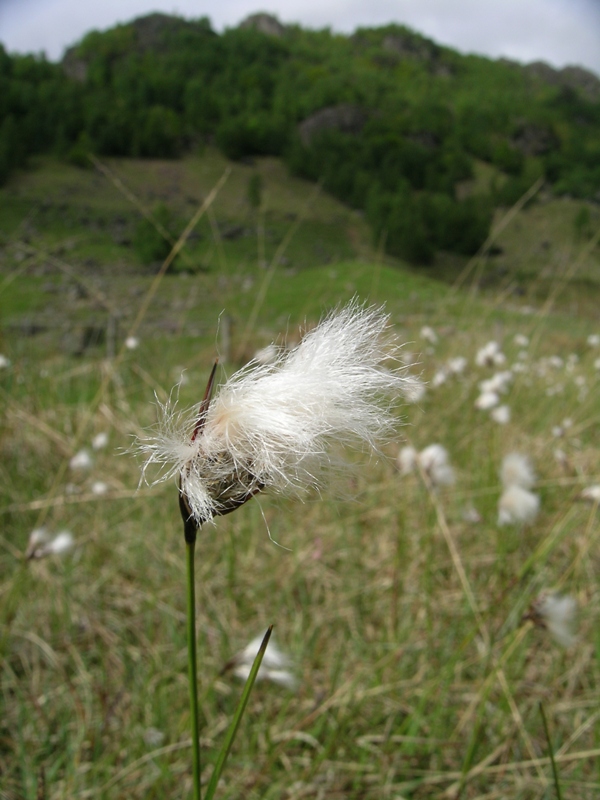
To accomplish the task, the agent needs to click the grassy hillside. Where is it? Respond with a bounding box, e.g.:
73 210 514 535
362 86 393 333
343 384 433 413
2 12 600 265
0 153 599 798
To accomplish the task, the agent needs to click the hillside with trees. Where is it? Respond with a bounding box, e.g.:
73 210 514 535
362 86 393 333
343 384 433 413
1 12 599 264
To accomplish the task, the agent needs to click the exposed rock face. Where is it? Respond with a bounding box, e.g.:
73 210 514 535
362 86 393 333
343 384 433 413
239 13 286 37
62 50 88 82
61 13 212 80
298 105 369 146
511 121 559 156
523 60 600 101
382 32 439 62
128 13 201 50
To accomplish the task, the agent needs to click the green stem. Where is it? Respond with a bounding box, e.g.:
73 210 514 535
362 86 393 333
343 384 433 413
186 539 201 800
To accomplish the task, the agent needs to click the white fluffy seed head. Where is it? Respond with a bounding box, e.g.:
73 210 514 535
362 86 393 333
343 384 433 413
418 444 455 487
532 593 578 648
491 405 511 424
397 445 418 475
229 633 297 690
501 453 536 489
137 302 410 526
498 485 540 526
475 391 500 410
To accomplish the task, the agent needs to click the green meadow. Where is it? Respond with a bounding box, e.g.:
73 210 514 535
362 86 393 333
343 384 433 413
0 152 599 799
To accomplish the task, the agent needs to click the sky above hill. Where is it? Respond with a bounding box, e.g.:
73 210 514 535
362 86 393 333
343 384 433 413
1 0 599 75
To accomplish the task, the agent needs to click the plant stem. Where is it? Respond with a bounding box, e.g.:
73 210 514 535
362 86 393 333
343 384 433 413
186 539 201 800
539 701 563 800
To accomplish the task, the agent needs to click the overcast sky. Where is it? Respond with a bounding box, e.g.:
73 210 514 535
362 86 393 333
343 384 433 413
1 0 599 75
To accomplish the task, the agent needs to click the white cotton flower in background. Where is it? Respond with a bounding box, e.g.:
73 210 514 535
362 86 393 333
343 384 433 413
253 344 281 365
587 333 600 347
475 390 500 410
225 633 297 690
402 376 426 404
70 449 93 471
491 405 510 424
25 527 51 559
420 325 438 345
399 350 418 366
475 341 506 368
498 485 540 526
530 593 578 648
431 368 448 388
92 432 109 450
513 334 529 347
125 336 140 350
580 485 600 503
0 354 11 368
594 358 600 371
397 445 418 475
447 356 467 375
26 530 75 559
91 481 109 495
418 443 455 487
501 453 536 489
479 370 513 395
45 531 75 556
137 302 410 527
547 355 564 369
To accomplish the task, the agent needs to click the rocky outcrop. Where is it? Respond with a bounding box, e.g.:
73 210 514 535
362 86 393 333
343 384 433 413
523 60 600 101
239 13 286 37
298 105 368 146
511 121 559 156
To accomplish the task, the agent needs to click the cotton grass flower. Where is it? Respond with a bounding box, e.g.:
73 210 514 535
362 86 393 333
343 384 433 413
501 453 536 489
475 341 506 368
417 443 455 487
420 325 438 345
490 405 510 424
402 376 426 403
447 356 467 375
479 371 512 395
92 432 109 450
580 485 600 503
527 593 578 648
26 529 75 559
498 485 540 526
137 302 410 528
475 390 500 410
224 633 297 690
397 445 418 476
70 449 93 471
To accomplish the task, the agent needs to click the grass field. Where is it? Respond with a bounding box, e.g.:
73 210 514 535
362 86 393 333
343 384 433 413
0 153 599 799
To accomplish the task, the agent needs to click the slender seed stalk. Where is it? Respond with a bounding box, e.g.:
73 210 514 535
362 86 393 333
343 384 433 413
186 538 201 800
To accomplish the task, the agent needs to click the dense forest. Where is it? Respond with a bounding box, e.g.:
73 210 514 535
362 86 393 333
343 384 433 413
1 12 599 263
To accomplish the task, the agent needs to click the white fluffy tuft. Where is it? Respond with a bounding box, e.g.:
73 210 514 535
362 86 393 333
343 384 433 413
137 301 409 525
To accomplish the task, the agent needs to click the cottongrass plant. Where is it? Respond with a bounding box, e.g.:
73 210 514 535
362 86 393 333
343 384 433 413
136 300 409 798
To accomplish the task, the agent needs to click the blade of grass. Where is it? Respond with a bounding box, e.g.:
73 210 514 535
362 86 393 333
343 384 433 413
204 626 273 800
540 701 564 800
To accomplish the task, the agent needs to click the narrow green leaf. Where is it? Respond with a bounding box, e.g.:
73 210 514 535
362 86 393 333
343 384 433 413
539 701 563 800
204 626 273 800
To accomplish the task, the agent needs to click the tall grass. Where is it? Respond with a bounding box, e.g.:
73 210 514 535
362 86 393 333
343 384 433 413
0 157 599 799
